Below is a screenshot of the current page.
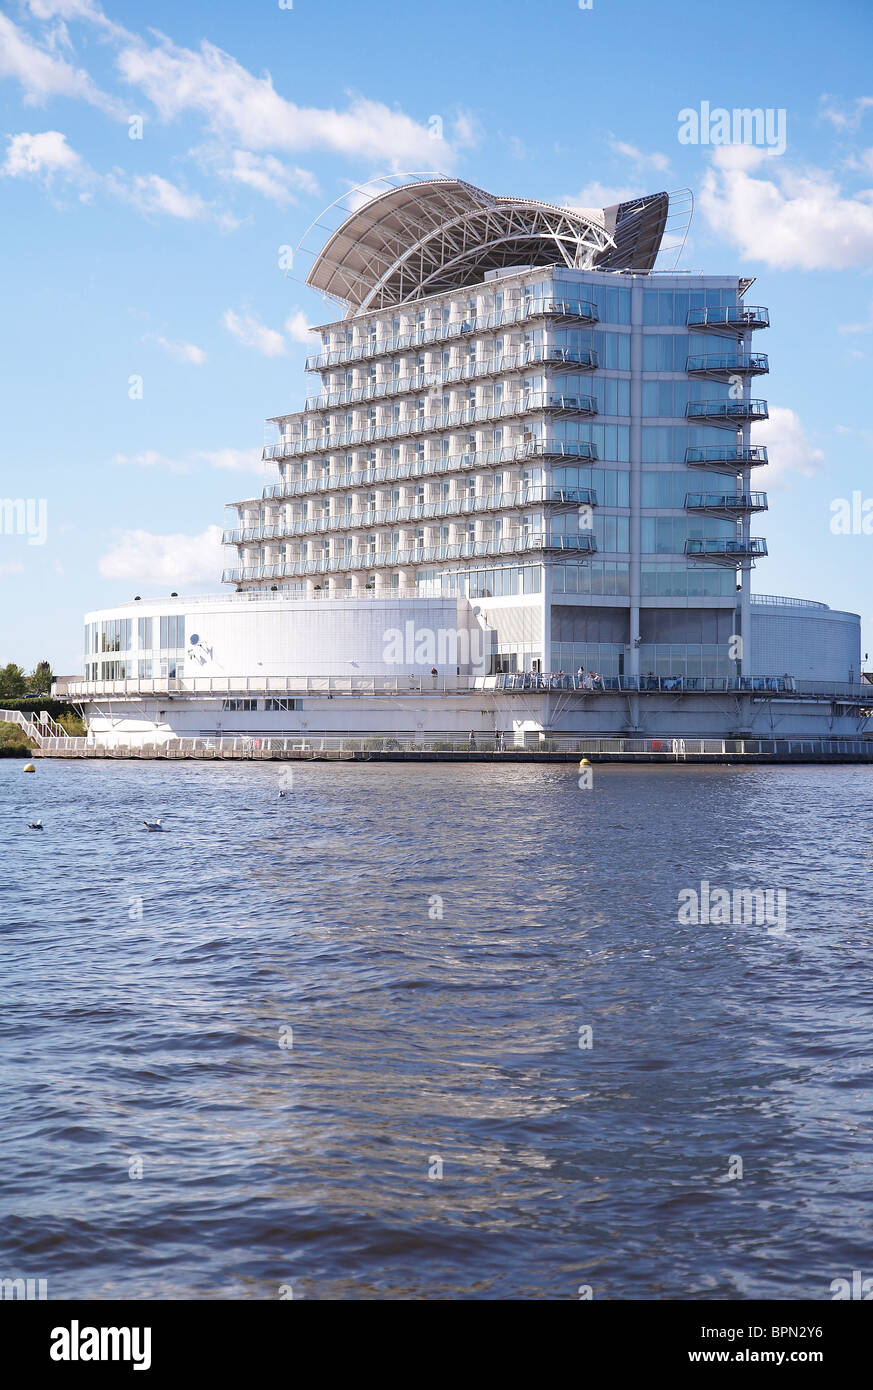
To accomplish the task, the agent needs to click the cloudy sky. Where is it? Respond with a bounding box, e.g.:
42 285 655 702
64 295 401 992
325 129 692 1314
1 0 872 670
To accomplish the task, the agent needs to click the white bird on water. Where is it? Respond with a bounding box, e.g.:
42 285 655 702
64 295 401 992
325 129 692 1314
143 818 163 831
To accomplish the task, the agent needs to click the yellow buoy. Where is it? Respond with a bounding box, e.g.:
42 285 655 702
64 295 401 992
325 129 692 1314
23 763 36 773
579 757 591 767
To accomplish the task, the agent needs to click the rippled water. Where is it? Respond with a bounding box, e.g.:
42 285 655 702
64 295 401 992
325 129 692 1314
2 758 872 1300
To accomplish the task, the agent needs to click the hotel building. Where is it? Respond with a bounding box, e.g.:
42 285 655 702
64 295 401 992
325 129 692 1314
62 178 864 747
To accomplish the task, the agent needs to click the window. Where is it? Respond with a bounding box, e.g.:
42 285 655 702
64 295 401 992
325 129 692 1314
137 617 153 649
159 615 185 649
100 660 131 679
264 698 302 712
138 659 152 678
222 698 258 711
100 618 131 652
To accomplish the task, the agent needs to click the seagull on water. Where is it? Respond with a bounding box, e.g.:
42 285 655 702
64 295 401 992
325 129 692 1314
27 820 43 830
143 818 163 831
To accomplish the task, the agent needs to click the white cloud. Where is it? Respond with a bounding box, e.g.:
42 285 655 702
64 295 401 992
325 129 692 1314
451 109 481 148
608 137 671 174
215 149 318 204
819 95 873 131
699 144 873 270
115 34 457 168
112 171 207 220
0 12 118 112
284 310 314 344
0 561 25 577
563 182 644 210
194 448 261 472
756 407 824 488
111 450 190 473
99 524 224 584
835 425 873 448
150 334 207 364
1 130 227 223
223 309 286 357
112 448 260 473
1 128 83 179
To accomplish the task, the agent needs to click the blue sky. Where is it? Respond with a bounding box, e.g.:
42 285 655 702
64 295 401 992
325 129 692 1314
1 0 872 672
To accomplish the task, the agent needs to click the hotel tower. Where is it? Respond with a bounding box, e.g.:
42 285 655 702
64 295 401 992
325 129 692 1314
67 178 862 747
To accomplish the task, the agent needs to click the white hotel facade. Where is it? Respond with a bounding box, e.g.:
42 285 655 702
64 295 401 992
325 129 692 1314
66 179 864 747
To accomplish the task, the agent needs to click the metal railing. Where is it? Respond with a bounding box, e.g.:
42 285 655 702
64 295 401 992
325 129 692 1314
223 533 596 582
258 439 599 502
302 347 599 411
687 306 769 330
686 399 768 422
304 298 600 370
750 594 829 610
226 488 596 545
685 445 768 467
54 673 873 701
685 353 769 374
482 673 871 698
685 537 768 558
35 733 873 759
0 706 68 744
685 492 767 512
266 392 599 460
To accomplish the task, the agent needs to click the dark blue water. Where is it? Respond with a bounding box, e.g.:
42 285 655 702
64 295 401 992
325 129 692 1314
2 758 872 1300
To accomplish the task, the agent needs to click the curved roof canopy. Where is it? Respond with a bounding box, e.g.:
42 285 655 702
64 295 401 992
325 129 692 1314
304 177 669 312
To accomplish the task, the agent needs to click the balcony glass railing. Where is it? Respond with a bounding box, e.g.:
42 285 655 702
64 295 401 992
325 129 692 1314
224 488 597 545
685 538 768 557
685 492 768 511
302 347 599 412
223 533 597 582
257 439 599 502
686 400 768 422
685 354 769 374
265 392 598 459
304 298 600 370
686 306 769 330
685 445 768 466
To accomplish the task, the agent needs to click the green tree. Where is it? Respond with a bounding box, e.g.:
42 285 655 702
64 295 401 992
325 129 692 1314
28 661 53 695
0 663 26 699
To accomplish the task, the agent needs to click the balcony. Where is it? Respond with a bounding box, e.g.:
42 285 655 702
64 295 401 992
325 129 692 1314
302 346 599 412
264 391 599 460
222 532 597 583
330 345 598 408
686 305 769 333
685 492 768 518
685 353 769 377
685 445 768 470
256 438 600 503
685 537 768 563
223 487 597 545
686 399 768 425
303 298 599 371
